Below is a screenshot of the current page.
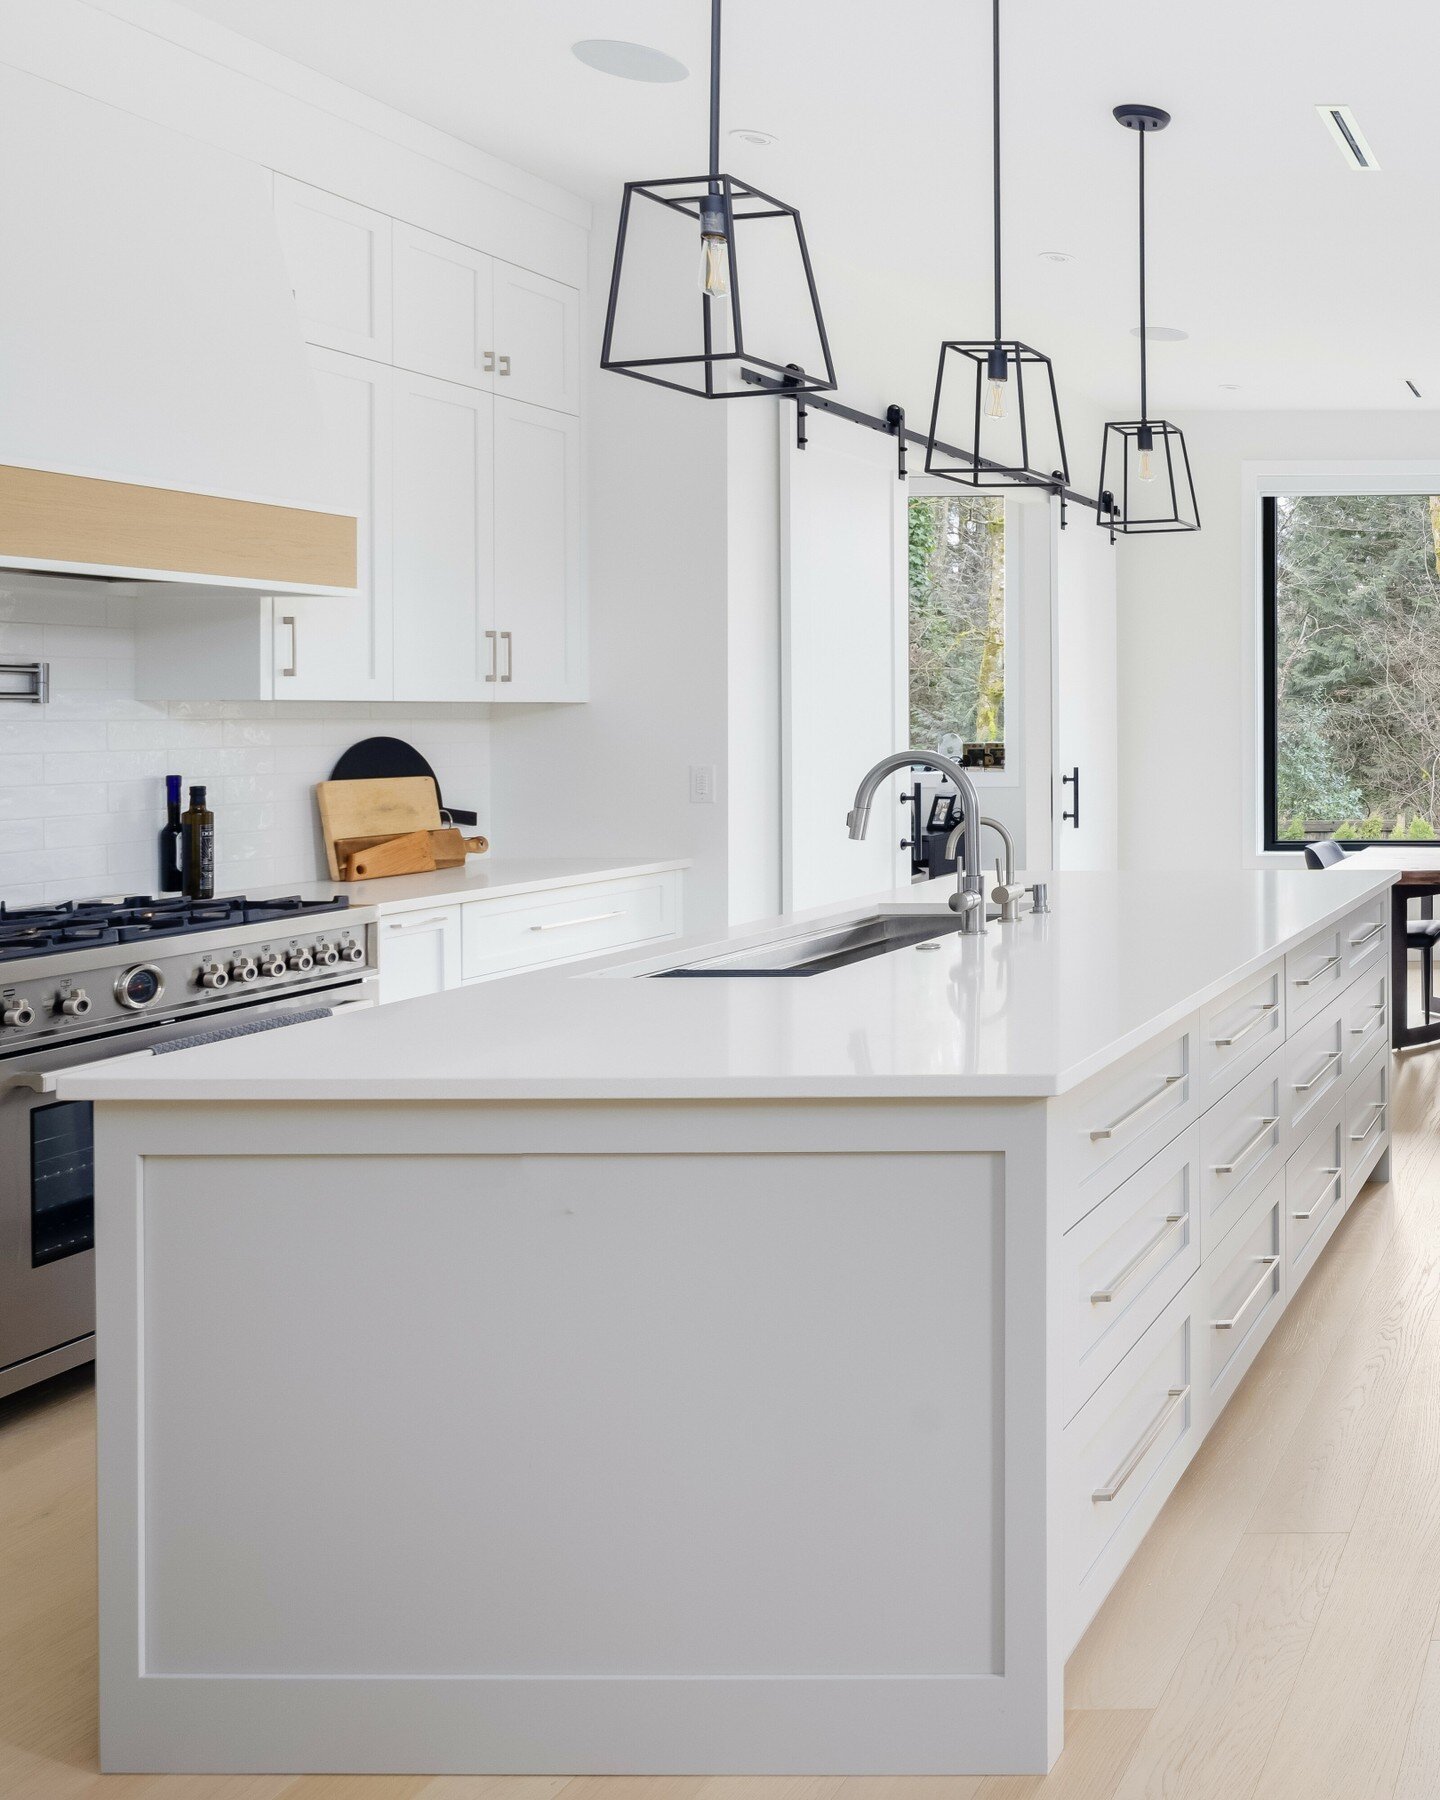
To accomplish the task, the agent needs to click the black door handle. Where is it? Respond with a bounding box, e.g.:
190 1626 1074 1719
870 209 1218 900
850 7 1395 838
1062 766 1080 829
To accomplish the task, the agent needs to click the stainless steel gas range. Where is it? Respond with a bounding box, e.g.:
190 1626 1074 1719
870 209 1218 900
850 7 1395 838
0 893 377 1399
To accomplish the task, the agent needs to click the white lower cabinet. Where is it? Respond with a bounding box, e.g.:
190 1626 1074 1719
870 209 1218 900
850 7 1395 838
1198 1173 1285 1418
1286 1095 1347 1286
1198 1047 1284 1252
1346 1039 1390 1198
376 906 461 1005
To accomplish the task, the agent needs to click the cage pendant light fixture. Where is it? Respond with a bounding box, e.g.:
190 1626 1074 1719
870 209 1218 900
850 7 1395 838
924 0 1069 489
1096 105 1200 534
599 0 836 400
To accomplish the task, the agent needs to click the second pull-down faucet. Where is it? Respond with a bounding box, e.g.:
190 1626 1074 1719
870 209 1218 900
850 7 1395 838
847 750 987 932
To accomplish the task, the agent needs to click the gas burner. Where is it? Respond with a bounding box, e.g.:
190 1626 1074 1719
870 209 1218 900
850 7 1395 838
0 893 351 962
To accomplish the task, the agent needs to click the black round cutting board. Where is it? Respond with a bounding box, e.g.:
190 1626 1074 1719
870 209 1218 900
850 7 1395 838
329 737 478 827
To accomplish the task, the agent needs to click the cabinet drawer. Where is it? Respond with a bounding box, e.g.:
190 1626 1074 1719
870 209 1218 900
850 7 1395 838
1063 1125 1200 1422
1199 1047 1285 1253
377 905 461 1004
1341 894 1389 980
1345 1041 1390 1200
1064 1279 1201 1650
1197 960 1284 1111
1200 1172 1284 1418
1342 967 1389 1073
1286 923 1348 1029
1055 1018 1199 1227
1285 994 1345 1137
461 873 678 981
1285 1096 1346 1287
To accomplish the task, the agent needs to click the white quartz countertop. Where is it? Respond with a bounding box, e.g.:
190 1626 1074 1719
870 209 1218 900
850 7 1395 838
245 855 690 916
61 866 1394 1104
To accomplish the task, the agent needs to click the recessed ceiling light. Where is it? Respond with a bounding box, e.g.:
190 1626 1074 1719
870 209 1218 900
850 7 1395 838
1219 382 1242 390
1038 249 1075 263
1130 325 1189 342
1317 104 1379 170
571 39 688 83
730 127 777 147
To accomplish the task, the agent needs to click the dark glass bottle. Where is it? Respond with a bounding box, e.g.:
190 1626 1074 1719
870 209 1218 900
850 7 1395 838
158 774 183 893
180 785 215 901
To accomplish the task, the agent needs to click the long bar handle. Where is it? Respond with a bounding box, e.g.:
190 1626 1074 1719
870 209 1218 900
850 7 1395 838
1212 1001 1276 1049
1212 1256 1280 1330
1092 1386 1190 1502
1090 1214 1186 1304
1292 1168 1342 1222
501 630 514 683
1350 922 1385 948
1294 954 1341 988
280 614 298 680
1293 1051 1342 1094
528 910 624 933
1212 1116 1280 1177
1350 1101 1387 1144
1090 1072 1185 1142
384 914 453 933
484 628 499 683
1351 1003 1387 1040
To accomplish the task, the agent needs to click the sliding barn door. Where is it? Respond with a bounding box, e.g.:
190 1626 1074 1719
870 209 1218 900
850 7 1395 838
1052 509 1119 869
781 410 909 912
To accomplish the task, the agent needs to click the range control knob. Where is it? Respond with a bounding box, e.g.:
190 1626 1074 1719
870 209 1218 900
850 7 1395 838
313 941 340 967
229 956 258 983
259 953 286 978
286 947 316 974
338 937 365 964
59 990 91 1017
2 997 35 1029
197 963 230 990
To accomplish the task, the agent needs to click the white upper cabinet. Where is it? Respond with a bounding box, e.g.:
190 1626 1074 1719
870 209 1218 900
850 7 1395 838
493 399 583 701
493 264 581 415
275 176 393 361
392 224 495 390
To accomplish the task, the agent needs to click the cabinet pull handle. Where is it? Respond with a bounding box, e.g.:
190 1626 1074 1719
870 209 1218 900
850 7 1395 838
1092 1385 1190 1502
1212 1001 1276 1048
484 629 499 683
498 354 511 377
1292 1167 1343 1222
1212 1116 1279 1177
1090 1214 1187 1304
1212 1256 1280 1330
1350 922 1385 948
528 909 624 933
1350 1101 1387 1144
500 630 513 682
1293 1051 1342 1094
1351 1003 1387 1039
484 350 496 373
1089 1073 1185 1142
385 914 452 933
1294 954 1340 988
280 614 298 679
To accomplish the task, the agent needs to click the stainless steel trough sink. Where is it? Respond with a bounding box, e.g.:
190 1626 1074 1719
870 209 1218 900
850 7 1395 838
650 911 966 978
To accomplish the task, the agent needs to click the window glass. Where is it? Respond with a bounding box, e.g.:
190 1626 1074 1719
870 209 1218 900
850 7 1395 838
908 494 1004 758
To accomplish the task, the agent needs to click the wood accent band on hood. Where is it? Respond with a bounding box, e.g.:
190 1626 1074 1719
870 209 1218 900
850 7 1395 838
0 465 357 588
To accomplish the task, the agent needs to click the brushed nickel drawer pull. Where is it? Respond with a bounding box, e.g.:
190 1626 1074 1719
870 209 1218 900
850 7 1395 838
1213 1117 1280 1177
1092 1385 1190 1502
1350 922 1385 948
1090 1073 1185 1142
1350 1101 1386 1144
1212 1001 1277 1048
384 914 452 933
1351 1003 1387 1039
1091 1214 1187 1304
1212 1255 1280 1330
1292 1167 1342 1222
528 910 625 933
1293 1051 1342 1094
484 628 499 683
1294 954 1340 988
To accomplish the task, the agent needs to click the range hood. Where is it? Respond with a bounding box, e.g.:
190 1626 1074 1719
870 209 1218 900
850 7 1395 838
0 65 356 594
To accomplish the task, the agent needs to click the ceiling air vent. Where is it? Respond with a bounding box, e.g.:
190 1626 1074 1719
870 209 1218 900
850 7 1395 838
1317 105 1379 170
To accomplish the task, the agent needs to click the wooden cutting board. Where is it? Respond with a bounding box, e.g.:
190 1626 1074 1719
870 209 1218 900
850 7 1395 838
334 829 489 875
316 776 442 881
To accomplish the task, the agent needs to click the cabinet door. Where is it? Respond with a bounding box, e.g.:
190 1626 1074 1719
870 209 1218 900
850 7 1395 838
392 223 495 390
493 398 583 701
274 176 392 360
493 263 580 414
275 349 393 702
377 908 461 1004
392 371 496 701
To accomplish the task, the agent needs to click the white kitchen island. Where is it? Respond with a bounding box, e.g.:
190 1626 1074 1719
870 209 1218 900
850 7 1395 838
64 867 1396 1778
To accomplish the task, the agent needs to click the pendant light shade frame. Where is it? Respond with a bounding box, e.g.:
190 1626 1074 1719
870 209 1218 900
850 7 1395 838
924 0 1070 490
1097 104 1200 534
599 0 837 401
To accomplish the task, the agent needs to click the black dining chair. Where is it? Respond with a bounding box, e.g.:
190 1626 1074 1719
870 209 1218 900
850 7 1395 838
1305 838 1440 1019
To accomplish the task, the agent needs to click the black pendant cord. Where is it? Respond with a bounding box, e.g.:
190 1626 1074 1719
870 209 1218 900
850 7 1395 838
708 0 722 193
1137 122 1148 423
991 0 1003 345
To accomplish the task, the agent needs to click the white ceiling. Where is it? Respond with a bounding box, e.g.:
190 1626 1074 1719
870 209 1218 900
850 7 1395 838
177 0 1440 419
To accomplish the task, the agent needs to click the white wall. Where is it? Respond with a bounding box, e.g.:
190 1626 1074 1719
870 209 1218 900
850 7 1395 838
1116 410 1440 871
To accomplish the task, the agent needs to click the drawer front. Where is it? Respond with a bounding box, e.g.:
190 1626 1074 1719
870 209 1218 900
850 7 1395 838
1199 1046 1285 1253
1345 1041 1390 1199
1285 1096 1346 1285
1341 894 1389 980
1056 1017 1199 1226
1198 960 1285 1111
1064 1278 1201 1650
461 873 679 981
1286 924 1347 1029
376 905 461 1003
1284 994 1346 1137
1201 1171 1284 1417
1342 966 1389 1073
1063 1125 1201 1422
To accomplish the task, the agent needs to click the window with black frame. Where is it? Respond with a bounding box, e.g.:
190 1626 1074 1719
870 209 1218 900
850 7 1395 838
1263 492 1440 850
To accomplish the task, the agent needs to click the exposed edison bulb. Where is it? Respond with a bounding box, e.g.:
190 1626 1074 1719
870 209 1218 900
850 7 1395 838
984 346 1008 420
1138 447 1155 481
985 379 1008 419
698 231 729 297
1137 424 1156 482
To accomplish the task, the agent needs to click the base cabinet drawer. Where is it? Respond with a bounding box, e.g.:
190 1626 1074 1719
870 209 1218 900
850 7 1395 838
1064 1279 1201 1651
1286 924 1347 1029
1199 1173 1284 1419
1198 961 1284 1111
1285 1097 1346 1287
1341 895 1389 980
1285 995 1345 1138
376 905 462 1003
1198 1048 1285 1253
1342 968 1389 1073
1345 1042 1390 1199
461 872 679 981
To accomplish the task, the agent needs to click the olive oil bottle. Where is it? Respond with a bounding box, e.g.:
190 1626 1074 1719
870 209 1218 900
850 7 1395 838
158 773 183 892
180 784 215 900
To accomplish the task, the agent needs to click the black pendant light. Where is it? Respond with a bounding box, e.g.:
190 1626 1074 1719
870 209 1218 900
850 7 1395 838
1096 106 1200 535
925 0 1068 489
599 0 836 400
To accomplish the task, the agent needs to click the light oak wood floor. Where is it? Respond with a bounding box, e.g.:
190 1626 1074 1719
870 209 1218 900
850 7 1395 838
8 1045 1440 1800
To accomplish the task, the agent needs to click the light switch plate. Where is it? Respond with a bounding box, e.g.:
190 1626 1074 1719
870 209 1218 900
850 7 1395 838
689 764 716 805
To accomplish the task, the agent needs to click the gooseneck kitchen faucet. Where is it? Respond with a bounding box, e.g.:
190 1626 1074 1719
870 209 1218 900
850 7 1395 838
847 751 987 932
